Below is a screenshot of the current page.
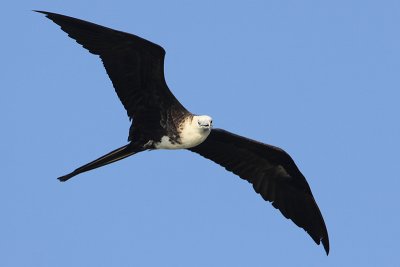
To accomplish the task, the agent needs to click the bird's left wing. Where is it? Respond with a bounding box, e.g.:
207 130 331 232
35 11 188 120
188 128 329 254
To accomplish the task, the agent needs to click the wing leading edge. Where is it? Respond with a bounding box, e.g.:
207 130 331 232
35 10 188 120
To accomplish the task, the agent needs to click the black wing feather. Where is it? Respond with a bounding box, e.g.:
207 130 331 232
35 10 188 121
189 128 329 254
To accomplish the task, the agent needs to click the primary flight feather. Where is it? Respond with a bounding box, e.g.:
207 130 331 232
36 10 329 254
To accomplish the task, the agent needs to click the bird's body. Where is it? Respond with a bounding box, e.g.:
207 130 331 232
36 11 330 254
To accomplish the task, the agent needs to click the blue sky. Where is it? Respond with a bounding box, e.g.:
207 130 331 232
2 1 400 266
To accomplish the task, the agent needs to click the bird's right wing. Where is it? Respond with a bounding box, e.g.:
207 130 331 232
189 128 329 254
36 11 188 120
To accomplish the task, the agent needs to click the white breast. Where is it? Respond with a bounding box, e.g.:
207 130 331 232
154 117 211 149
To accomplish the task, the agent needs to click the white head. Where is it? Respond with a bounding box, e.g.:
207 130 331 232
194 115 213 131
156 114 213 150
167 115 212 149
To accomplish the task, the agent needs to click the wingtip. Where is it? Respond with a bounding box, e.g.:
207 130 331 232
33 10 59 18
322 237 330 255
33 10 48 15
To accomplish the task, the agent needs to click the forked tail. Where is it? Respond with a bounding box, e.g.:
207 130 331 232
58 144 143 182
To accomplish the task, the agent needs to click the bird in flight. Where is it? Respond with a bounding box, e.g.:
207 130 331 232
36 10 329 254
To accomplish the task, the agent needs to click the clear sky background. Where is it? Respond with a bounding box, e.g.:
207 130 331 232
2 1 400 266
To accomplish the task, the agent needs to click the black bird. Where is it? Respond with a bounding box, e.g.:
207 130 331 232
36 11 329 254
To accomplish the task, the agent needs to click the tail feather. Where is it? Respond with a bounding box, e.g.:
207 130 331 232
58 144 142 182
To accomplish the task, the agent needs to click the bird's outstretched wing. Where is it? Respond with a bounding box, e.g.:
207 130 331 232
35 11 188 120
189 128 329 254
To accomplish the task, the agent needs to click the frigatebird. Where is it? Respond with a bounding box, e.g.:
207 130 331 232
36 11 329 254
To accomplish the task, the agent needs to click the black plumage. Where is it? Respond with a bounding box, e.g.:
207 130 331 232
190 129 329 253
36 10 188 144
36 11 329 254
